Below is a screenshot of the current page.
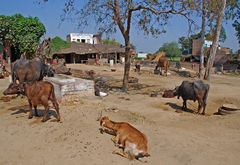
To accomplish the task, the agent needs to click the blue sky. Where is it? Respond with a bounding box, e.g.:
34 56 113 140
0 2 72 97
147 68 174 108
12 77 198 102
0 0 239 53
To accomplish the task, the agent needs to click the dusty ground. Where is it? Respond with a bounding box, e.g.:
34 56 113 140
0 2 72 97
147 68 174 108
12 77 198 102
0 63 240 165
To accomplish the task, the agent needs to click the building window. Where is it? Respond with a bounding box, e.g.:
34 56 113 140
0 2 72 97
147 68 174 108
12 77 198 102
81 39 86 43
77 39 80 42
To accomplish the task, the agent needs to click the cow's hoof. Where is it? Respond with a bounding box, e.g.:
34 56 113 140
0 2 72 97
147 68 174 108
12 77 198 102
41 119 46 122
201 112 205 115
28 116 33 119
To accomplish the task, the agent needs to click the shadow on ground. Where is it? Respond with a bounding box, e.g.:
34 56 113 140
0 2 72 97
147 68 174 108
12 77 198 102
9 105 59 122
165 102 195 113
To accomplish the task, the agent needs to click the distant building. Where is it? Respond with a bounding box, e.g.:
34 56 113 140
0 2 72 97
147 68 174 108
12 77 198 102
203 40 213 48
66 33 101 44
137 52 148 59
191 38 231 65
53 41 137 64
192 39 215 56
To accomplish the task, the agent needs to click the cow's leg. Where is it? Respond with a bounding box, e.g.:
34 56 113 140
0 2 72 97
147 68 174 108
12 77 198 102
164 65 167 76
52 101 60 121
197 99 203 114
113 149 130 159
182 99 187 110
113 141 134 160
197 102 201 114
201 101 206 115
42 105 49 122
34 105 39 117
112 134 120 146
118 136 126 148
28 99 33 119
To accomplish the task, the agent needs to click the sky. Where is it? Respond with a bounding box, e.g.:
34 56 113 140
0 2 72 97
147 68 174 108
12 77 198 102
0 0 239 53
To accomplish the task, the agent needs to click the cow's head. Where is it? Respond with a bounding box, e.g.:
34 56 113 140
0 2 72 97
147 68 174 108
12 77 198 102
47 66 55 77
3 82 23 95
43 64 54 77
162 86 179 98
100 116 110 127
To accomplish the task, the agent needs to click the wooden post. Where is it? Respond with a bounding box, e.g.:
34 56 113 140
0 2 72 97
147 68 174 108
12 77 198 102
115 51 117 64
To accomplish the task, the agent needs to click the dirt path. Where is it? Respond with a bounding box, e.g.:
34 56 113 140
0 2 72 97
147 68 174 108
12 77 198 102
0 64 240 165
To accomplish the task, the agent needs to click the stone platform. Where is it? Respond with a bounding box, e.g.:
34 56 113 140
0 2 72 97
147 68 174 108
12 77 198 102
44 74 94 100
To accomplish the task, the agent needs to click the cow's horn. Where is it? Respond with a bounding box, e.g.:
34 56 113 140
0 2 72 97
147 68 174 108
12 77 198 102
16 80 20 84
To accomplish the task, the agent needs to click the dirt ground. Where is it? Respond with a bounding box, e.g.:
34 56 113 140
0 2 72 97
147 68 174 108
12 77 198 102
0 63 240 165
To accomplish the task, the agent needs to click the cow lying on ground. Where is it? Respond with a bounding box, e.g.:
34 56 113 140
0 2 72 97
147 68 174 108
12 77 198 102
162 80 210 115
3 81 60 122
100 116 150 161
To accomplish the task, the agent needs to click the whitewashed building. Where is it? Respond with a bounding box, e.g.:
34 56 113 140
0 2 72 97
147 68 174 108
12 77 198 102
66 33 101 44
137 52 148 58
204 40 213 48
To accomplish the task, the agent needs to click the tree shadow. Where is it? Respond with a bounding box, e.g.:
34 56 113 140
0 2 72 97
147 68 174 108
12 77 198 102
165 102 195 113
9 106 59 121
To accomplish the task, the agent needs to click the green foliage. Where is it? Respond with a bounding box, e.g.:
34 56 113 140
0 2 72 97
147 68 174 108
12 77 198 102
0 15 12 41
232 8 240 45
56 0 194 38
167 56 181 62
178 36 191 52
157 42 181 57
178 33 202 54
50 36 70 54
102 39 120 46
205 26 227 43
219 27 227 43
0 14 46 56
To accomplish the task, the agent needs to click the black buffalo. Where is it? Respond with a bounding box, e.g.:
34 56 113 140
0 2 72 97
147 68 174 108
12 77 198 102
12 57 54 83
163 80 210 115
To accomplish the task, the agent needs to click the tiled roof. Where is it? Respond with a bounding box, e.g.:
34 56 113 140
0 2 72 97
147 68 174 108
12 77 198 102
53 42 125 55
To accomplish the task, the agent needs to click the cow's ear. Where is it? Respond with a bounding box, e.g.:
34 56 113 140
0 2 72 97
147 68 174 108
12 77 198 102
21 82 27 88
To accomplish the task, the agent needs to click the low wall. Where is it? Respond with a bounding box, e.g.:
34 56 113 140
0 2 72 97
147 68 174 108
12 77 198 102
44 74 94 100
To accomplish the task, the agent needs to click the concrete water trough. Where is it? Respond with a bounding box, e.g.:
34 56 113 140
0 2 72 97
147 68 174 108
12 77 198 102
44 74 94 100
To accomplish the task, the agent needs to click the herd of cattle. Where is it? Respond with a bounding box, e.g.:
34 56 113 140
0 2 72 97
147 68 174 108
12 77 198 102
2 56 210 161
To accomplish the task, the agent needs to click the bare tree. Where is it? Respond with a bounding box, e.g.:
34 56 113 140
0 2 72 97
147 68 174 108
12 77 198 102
199 0 206 79
42 0 194 91
204 0 226 80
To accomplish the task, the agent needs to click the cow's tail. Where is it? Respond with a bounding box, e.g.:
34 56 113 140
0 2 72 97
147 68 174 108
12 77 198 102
49 84 60 121
50 84 59 109
203 84 210 104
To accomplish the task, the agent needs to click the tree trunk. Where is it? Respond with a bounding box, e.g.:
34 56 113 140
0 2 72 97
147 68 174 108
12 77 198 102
199 0 206 80
3 40 12 64
204 0 226 80
122 40 131 92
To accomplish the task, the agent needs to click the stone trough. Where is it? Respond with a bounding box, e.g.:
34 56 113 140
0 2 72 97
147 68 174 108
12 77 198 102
44 74 94 100
217 104 240 115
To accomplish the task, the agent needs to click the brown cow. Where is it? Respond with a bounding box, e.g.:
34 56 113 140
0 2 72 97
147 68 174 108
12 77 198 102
3 81 60 122
155 56 169 76
100 116 150 161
